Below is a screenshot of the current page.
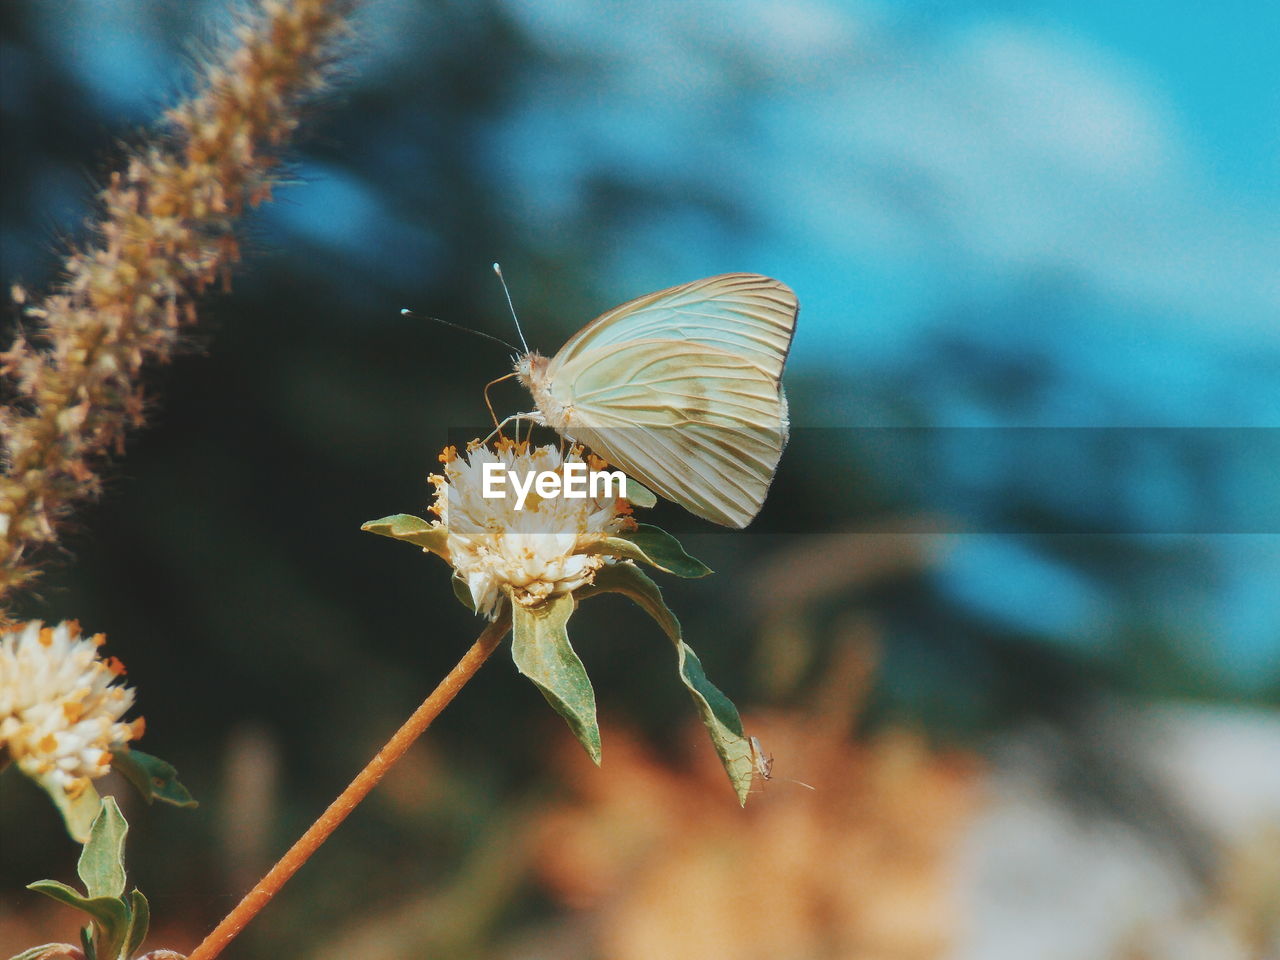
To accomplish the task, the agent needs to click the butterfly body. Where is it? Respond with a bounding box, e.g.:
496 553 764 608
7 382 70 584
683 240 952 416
514 273 797 528
514 351 566 426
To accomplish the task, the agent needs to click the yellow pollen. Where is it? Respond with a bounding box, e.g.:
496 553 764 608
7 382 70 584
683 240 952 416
493 436 528 455
62 701 85 723
438 445 458 464
92 633 107 647
38 734 58 753
38 627 54 646
105 656 127 676
130 716 146 739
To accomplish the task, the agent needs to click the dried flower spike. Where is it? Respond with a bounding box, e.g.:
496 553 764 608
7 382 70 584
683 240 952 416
0 0 354 605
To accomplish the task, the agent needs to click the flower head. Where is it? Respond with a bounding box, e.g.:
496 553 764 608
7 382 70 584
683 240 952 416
362 438 747 795
429 439 633 618
0 620 143 799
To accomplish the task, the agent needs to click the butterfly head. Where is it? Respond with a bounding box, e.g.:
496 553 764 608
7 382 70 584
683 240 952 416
514 351 572 430
513 350 548 391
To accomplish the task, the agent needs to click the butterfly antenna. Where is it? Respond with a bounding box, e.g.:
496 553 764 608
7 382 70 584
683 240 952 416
492 262 530 354
400 309 521 354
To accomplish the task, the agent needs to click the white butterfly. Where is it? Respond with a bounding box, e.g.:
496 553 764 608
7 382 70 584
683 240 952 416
512 273 798 528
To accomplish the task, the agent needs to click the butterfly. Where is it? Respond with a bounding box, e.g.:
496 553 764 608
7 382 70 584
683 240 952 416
511 273 798 528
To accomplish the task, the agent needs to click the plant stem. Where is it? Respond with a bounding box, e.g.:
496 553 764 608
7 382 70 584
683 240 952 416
186 612 512 960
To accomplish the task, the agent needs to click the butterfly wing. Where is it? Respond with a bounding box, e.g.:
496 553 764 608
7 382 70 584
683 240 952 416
551 273 797 383
545 338 789 528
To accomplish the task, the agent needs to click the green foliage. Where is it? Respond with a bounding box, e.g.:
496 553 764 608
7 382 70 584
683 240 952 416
511 593 601 763
26 798 150 960
579 564 754 804
108 749 197 809
32 773 104 844
621 476 657 509
76 796 127 898
364 504 752 801
360 513 450 558
451 572 477 612
18 747 194 842
583 523 713 577
24 883 130 935
123 892 149 958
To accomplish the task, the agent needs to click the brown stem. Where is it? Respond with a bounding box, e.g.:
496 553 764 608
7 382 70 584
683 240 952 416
186 612 511 960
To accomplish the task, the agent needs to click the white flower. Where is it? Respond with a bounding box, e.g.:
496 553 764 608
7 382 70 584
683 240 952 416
429 439 632 618
0 620 143 799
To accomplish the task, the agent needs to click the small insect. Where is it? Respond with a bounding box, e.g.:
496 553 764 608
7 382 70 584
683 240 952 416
490 265 798 528
748 735 815 790
749 735 774 781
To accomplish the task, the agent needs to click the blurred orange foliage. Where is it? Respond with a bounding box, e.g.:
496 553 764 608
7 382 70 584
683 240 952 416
533 710 980 960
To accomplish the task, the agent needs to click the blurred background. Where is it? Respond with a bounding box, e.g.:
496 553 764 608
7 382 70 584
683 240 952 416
2 0 1278 957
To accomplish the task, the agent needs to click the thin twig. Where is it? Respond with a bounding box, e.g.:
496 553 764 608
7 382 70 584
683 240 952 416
186 611 513 960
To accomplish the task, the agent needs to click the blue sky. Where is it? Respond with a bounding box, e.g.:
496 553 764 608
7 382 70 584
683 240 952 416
491 0 1280 677
485 0 1279 410
39 0 1279 398
1032 0 1278 199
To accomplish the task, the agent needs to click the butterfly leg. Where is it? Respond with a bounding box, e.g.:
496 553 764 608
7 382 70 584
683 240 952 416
483 372 519 434
479 412 540 447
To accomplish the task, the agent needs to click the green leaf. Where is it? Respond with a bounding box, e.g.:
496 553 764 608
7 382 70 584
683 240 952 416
7 943 84 960
582 524 712 578
510 593 601 764
109 748 197 808
450 573 477 612
30 772 103 843
84 919 128 960
26 881 130 932
27 799 141 960
77 798 127 899
86 925 125 960
625 525 713 577
579 564 754 804
360 514 449 557
123 890 150 958
622 476 657 509
675 643 755 806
